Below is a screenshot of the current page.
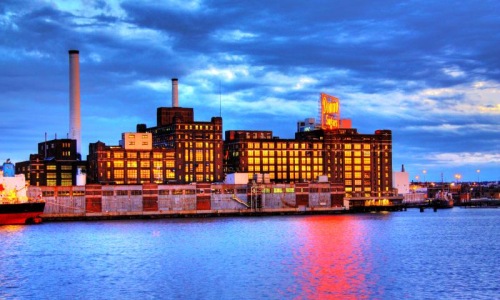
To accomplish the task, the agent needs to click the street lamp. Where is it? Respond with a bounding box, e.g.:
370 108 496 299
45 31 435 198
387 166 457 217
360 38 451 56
476 169 480 183
422 170 427 184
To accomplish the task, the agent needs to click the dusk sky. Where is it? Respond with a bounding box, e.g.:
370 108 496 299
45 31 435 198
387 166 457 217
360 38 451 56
1 0 498 182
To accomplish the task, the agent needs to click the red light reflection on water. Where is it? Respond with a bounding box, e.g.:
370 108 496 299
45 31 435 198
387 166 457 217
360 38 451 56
285 215 379 299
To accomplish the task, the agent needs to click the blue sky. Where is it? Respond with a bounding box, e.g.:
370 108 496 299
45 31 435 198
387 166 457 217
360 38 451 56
1 0 499 182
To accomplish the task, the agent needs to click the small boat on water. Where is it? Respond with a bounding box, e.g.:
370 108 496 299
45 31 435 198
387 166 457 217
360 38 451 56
431 190 454 209
1 159 45 225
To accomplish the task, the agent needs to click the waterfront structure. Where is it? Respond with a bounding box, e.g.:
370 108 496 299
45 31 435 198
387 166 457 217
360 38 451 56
135 78 224 183
16 138 86 186
31 181 404 219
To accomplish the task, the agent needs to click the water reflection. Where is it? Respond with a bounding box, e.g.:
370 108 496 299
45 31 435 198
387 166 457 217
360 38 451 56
288 215 379 299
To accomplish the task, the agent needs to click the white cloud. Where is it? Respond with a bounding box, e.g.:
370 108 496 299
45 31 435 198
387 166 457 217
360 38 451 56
135 79 170 92
214 29 258 42
442 66 465 78
427 151 500 166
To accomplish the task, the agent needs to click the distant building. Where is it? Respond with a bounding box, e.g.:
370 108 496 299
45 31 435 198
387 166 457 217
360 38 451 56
393 165 410 195
16 138 86 186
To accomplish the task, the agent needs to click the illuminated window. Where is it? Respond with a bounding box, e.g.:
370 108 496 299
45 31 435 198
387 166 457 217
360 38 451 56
140 161 150 168
114 152 124 158
127 152 137 158
61 180 72 186
345 151 352 157
127 161 137 168
127 169 137 179
114 170 124 179
47 165 56 170
140 170 150 178
153 152 162 159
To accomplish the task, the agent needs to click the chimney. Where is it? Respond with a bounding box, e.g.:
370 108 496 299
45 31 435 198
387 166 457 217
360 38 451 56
69 50 82 155
172 78 178 107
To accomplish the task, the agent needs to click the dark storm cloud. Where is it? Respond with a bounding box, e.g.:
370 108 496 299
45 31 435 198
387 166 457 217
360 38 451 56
0 0 498 180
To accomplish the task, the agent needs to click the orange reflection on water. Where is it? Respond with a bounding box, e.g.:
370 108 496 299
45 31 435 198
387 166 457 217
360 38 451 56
287 215 378 299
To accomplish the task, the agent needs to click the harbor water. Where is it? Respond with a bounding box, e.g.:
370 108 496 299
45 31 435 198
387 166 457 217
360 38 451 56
1 208 498 299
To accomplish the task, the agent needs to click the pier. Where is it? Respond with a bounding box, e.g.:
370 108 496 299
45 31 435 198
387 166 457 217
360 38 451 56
27 182 405 222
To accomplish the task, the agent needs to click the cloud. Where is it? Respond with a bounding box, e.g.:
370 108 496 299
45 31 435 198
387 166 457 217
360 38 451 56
0 0 499 180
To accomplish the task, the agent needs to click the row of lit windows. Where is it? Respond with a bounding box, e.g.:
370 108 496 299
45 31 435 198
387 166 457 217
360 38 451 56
345 165 371 171
183 142 215 148
344 158 371 164
274 172 324 180
46 165 74 171
112 170 175 180
246 143 323 150
248 165 323 172
247 157 324 166
180 124 219 131
46 179 72 186
246 150 324 157
344 144 371 150
109 151 175 159
345 151 371 157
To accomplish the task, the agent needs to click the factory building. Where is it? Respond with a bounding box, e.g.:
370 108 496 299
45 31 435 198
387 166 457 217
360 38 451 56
15 50 86 186
135 78 224 184
87 133 176 184
223 93 395 204
86 79 224 184
16 138 86 186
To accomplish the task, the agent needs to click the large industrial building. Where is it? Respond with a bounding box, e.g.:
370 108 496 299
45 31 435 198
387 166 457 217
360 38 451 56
86 79 224 185
15 50 400 212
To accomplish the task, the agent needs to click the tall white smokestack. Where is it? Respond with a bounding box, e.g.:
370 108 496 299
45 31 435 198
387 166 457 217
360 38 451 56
69 50 82 155
172 78 178 107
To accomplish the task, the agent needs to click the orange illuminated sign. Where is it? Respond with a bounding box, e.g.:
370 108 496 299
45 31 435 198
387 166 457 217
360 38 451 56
320 93 340 130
